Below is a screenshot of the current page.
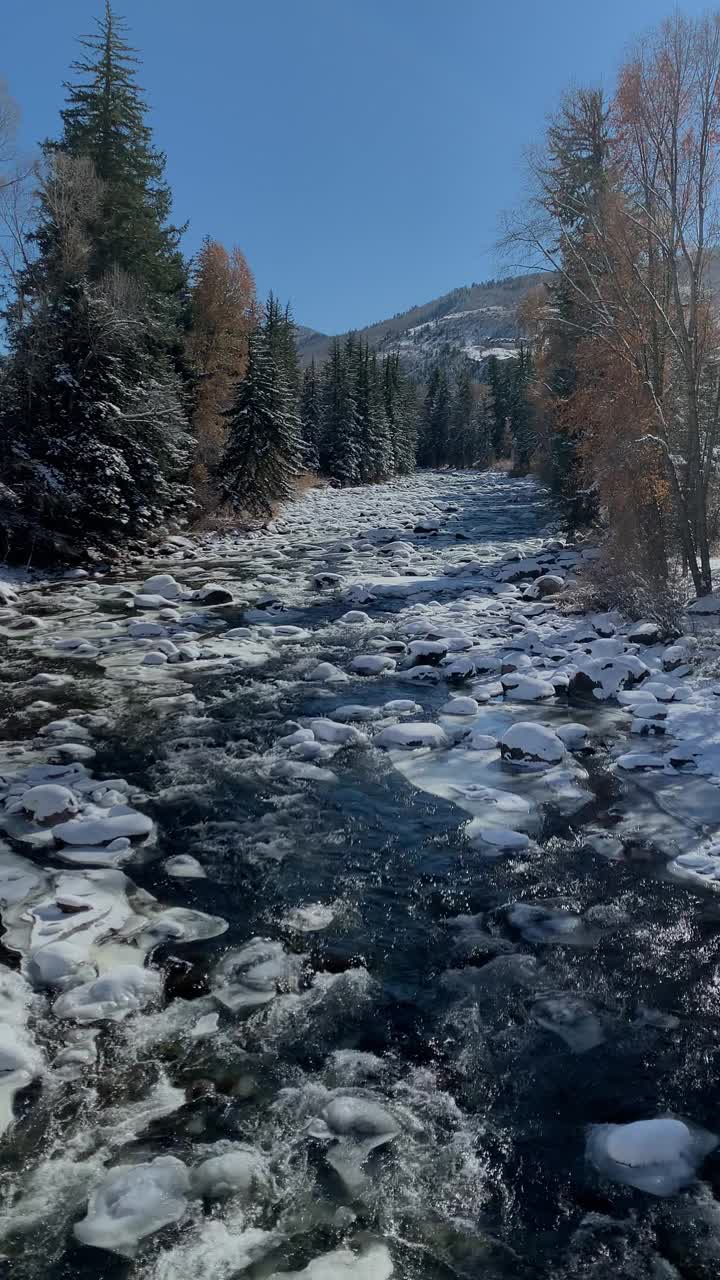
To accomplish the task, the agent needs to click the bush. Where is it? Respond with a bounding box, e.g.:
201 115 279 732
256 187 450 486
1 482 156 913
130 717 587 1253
573 538 689 634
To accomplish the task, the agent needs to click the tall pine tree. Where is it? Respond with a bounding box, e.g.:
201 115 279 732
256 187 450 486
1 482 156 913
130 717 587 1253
319 337 362 485
417 366 450 468
220 326 302 518
53 0 186 298
300 359 322 472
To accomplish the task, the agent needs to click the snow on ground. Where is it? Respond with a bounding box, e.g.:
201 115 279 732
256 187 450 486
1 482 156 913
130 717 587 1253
3 469 720 1274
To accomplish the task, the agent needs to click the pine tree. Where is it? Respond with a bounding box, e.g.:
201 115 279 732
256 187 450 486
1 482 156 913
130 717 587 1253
264 292 300 407
0 275 191 559
52 1 186 297
319 337 361 485
383 355 418 474
450 368 475 467
485 356 511 459
471 385 494 469
535 88 609 520
300 359 321 472
220 326 302 518
352 341 392 483
417 366 450 468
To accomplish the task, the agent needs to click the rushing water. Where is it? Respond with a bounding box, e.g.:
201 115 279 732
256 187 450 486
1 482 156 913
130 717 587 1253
2 472 720 1280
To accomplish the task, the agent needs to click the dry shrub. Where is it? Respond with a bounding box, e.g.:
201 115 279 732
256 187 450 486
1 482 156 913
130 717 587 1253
189 471 321 531
572 536 689 632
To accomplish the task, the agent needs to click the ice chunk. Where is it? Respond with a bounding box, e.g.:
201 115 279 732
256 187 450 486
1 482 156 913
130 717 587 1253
163 854 206 878
191 1146 269 1198
26 940 95 988
587 1116 717 1195
507 902 585 943
531 992 604 1052
212 939 303 1012
283 902 336 932
267 1243 393 1280
53 964 162 1022
307 1095 400 1195
52 809 153 845
74 1156 190 1256
466 823 530 850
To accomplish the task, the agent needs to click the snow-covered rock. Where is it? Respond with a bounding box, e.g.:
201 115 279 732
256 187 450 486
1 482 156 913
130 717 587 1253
350 654 396 676
627 622 661 645
141 573 183 600
440 696 479 715
375 722 449 750
195 583 234 605
499 722 565 765
19 784 79 821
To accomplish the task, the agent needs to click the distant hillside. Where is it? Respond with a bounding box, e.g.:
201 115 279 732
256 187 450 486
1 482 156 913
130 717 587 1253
297 273 549 380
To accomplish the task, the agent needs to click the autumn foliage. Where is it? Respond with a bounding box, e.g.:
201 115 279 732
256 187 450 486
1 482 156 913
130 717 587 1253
188 238 257 512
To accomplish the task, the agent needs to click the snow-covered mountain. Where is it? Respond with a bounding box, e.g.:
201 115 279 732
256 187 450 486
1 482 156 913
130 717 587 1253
297 272 548 379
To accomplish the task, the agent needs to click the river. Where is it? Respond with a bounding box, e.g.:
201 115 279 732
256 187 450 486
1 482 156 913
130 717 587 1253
1 470 720 1280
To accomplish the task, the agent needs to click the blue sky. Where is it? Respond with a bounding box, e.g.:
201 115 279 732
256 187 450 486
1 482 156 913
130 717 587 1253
2 0 707 333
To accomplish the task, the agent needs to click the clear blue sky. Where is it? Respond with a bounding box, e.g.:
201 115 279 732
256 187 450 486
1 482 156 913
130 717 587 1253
2 0 707 333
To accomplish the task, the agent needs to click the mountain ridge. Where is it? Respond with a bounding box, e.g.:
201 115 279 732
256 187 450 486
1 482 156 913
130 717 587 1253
297 271 549 379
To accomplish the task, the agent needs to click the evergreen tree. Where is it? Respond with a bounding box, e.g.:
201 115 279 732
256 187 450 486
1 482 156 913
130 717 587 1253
52 1 186 297
220 326 302 517
485 356 511 459
417 366 450 468
506 345 535 472
300 359 321 472
536 88 609 521
353 341 392 482
319 337 361 485
0 275 190 559
383 354 418 474
264 292 300 407
450 368 475 467
471 385 494 469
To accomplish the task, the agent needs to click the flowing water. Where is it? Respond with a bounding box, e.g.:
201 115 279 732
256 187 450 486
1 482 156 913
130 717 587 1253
2 472 720 1280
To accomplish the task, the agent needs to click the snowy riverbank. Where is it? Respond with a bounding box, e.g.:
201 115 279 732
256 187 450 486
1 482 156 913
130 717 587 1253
3 470 720 1278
